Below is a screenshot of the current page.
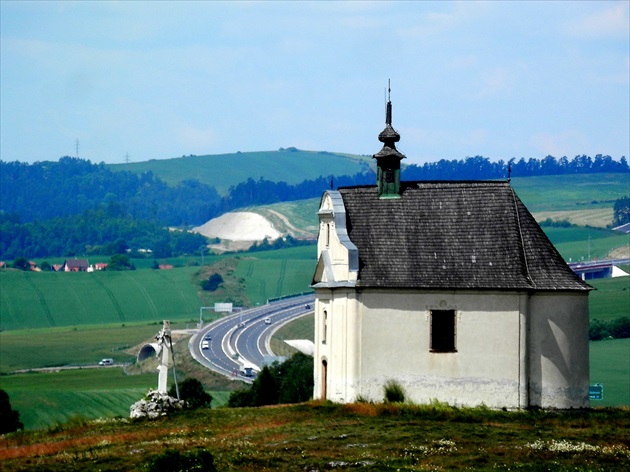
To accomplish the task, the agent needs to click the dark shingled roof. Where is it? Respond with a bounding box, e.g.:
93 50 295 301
338 181 591 291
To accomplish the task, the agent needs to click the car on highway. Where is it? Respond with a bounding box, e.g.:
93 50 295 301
201 341 210 350
204 334 212 340
98 358 114 366
264 317 271 324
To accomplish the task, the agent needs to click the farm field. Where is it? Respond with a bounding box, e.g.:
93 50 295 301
0 268 203 331
0 323 182 372
509 173 629 212
0 368 231 430
1 247 317 332
588 276 630 321
544 227 628 262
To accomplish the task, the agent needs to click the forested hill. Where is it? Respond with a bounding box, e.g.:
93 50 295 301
1 153 627 260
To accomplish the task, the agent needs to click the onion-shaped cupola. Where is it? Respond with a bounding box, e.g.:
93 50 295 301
373 82 406 198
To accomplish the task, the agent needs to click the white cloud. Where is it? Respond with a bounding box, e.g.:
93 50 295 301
563 2 629 39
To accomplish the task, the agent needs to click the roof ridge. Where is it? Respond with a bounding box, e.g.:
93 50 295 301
510 186 534 288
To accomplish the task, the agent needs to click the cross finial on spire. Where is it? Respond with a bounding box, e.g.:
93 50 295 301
385 79 392 125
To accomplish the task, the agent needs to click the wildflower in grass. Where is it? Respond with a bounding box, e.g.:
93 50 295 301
525 439 630 458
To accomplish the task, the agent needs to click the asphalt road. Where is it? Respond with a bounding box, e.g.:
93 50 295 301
189 294 314 383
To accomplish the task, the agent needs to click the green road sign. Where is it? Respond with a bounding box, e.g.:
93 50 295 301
589 384 604 400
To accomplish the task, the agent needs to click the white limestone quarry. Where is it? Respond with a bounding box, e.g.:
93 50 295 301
192 212 281 241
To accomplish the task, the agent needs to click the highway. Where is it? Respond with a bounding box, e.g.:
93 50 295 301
189 294 314 383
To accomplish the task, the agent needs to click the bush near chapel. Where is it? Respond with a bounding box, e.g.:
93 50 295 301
228 353 314 407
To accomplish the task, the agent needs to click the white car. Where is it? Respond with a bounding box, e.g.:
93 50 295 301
201 341 209 350
264 317 271 324
98 358 114 366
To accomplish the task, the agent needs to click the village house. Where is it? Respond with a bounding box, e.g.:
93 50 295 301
62 259 89 272
311 95 592 409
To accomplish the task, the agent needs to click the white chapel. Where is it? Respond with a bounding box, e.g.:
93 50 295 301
311 94 592 409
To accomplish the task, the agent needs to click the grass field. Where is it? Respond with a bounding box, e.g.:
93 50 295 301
0 247 317 332
0 268 203 331
108 149 371 194
509 173 629 212
0 368 231 430
589 338 630 407
544 227 629 262
587 277 630 321
0 323 178 372
2 401 629 471
232 246 316 305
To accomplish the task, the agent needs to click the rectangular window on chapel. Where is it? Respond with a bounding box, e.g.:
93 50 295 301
430 310 456 352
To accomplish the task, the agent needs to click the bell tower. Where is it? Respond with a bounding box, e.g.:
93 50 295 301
373 81 406 198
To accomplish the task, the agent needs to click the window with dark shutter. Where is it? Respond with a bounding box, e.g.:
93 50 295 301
430 310 456 352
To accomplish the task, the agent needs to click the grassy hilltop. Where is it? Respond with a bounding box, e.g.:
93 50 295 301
1 401 629 471
108 149 372 194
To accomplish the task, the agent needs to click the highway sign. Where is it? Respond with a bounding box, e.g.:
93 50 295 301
589 384 603 400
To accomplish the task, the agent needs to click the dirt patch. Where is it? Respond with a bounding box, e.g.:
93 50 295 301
609 245 630 258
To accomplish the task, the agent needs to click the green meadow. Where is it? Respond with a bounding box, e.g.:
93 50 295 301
544 226 628 262
509 173 629 212
0 268 202 331
232 246 316 305
0 368 231 430
588 276 630 321
589 338 630 407
109 149 371 194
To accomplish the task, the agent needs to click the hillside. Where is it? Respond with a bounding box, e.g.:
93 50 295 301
108 149 372 194
1 402 628 471
188 173 628 260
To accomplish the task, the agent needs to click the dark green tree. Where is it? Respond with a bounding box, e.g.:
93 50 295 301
107 254 135 271
0 389 23 434
201 273 223 291
252 365 279 406
227 353 313 407
227 388 255 408
613 196 630 227
168 378 212 409
278 352 314 403
12 257 30 271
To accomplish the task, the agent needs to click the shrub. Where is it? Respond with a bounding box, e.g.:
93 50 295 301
589 317 630 340
383 380 406 403
168 378 212 409
0 389 23 433
227 352 314 408
145 448 217 472
227 388 255 408
201 273 223 291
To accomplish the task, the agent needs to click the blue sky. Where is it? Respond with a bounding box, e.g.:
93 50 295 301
1 1 628 165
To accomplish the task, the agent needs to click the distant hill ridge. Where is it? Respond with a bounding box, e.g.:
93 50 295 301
107 149 372 195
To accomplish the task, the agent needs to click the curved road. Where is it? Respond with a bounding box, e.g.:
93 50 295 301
189 295 314 383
